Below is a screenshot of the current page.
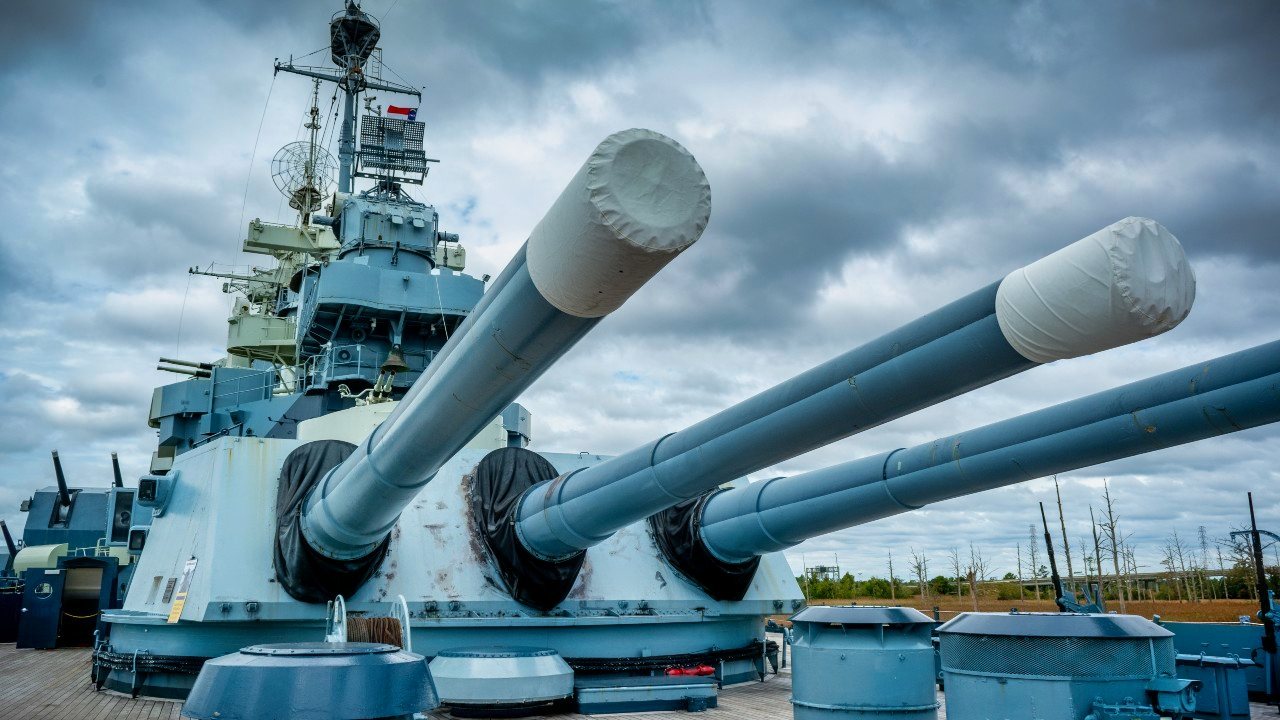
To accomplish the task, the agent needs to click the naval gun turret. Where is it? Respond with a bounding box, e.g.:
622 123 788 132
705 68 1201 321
101 183 1279 703
278 127 711 601
94 2 1280 707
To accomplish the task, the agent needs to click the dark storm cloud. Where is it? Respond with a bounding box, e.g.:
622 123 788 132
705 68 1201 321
713 140 947 284
82 174 231 267
0 3 109 70
189 0 714 125
555 0 1280 341
412 1 713 82
600 141 959 336
0 239 35 298
734 0 1280 258
769 0 1280 125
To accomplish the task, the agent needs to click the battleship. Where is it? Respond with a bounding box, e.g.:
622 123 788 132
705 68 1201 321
1 2 1277 719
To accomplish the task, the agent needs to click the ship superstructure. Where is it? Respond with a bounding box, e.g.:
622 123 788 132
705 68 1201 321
147 2 517 477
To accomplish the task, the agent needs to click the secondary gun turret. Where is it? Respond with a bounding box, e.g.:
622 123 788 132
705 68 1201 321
276 128 712 600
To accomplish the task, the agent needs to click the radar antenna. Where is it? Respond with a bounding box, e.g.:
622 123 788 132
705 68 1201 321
270 80 337 223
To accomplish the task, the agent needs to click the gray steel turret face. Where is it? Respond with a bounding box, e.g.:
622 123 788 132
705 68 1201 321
295 129 710 582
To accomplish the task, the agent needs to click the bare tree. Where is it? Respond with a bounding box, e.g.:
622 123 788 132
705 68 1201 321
1098 481 1129 612
966 544 991 612
1090 507 1105 601
800 554 810 600
1116 540 1135 604
1183 535 1202 601
948 546 963 601
1016 542 1026 601
1027 524 1042 600
1125 546 1142 602
888 548 897 601
1053 476 1075 583
1161 541 1182 601
1170 530 1197 602
1080 535 1095 590
909 547 929 600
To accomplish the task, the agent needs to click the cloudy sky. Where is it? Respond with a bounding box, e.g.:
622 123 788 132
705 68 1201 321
1 0 1277 582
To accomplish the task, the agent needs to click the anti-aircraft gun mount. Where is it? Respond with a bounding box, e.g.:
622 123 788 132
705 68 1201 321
1 450 152 648
92 1 1280 712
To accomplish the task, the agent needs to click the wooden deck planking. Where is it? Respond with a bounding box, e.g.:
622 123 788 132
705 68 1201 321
1 644 1276 719
0 645 182 720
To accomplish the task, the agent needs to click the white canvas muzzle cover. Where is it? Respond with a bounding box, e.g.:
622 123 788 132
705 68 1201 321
526 128 712 318
995 216 1196 364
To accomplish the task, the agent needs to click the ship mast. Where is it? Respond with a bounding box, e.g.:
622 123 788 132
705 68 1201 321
301 79 322 224
273 1 420 194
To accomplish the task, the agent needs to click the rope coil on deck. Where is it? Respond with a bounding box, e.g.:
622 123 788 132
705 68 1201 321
346 615 403 647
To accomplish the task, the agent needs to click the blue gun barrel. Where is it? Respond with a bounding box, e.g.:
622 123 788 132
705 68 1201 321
699 339 1280 562
516 217 1196 561
51 450 71 508
111 452 123 488
300 129 711 560
1 520 16 568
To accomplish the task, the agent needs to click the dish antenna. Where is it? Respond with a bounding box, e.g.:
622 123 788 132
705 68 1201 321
271 80 337 222
272 141 337 217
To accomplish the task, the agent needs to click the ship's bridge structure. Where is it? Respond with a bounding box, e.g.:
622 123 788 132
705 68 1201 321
145 2 502 475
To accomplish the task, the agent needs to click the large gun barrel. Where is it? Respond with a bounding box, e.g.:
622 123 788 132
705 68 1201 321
111 452 123 488
51 450 71 507
516 217 1196 561
698 339 1280 563
299 129 711 561
1 520 16 563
